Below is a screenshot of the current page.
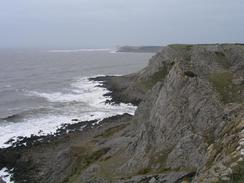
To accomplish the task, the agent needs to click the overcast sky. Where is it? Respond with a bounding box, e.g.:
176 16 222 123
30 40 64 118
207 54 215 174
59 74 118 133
0 0 243 48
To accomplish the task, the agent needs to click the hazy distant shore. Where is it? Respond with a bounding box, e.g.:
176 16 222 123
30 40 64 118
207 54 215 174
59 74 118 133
117 46 163 53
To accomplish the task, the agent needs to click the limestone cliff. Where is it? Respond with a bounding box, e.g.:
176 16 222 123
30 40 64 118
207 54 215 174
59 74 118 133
91 44 244 183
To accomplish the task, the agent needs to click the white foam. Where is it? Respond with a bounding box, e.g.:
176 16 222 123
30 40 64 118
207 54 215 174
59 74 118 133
27 91 88 103
48 48 115 53
109 49 119 54
0 168 13 183
27 77 107 104
0 76 137 148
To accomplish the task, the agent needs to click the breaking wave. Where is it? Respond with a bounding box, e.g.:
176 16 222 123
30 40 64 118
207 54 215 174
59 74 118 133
48 48 116 53
0 76 136 148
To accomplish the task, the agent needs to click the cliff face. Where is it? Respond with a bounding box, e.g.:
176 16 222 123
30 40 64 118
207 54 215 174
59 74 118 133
2 44 244 183
90 44 244 182
118 44 244 182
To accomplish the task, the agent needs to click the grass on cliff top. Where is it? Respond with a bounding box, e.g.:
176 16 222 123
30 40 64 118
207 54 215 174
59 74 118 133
209 72 242 104
94 124 128 139
169 44 193 50
214 51 231 69
169 44 192 61
65 147 110 183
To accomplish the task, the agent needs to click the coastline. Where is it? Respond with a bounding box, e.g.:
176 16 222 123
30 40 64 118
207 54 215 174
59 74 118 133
1 44 243 183
0 75 136 183
89 75 143 106
0 75 137 149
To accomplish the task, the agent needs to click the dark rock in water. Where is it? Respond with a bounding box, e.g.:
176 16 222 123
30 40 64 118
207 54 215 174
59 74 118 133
1 114 23 122
90 75 143 105
4 138 15 145
71 119 79 122
2 44 244 183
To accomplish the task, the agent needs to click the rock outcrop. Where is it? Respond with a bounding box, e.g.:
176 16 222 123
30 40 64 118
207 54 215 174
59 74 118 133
1 44 244 183
123 44 244 182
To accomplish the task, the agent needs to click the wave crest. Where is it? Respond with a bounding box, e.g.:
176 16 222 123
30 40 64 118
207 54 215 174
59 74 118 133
0 76 136 148
48 48 116 53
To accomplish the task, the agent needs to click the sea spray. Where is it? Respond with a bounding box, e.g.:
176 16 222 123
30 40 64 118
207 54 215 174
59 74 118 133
0 76 136 148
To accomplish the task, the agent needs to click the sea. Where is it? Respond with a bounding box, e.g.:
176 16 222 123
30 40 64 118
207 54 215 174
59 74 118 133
0 48 153 149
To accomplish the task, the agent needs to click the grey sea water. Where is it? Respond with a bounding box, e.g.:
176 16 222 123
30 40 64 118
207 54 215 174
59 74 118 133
0 48 153 147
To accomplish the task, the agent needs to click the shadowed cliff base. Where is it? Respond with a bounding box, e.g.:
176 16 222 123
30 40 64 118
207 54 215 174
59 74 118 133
1 44 244 183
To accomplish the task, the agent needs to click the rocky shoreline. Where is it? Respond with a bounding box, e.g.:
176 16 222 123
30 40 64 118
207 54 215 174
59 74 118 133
0 75 136 183
89 75 142 105
0 113 133 183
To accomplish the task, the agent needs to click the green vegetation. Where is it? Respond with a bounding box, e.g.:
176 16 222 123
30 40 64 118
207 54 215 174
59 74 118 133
169 44 192 61
215 51 225 57
137 168 151 175
169 44 193 51
134 149 172 176
94 124 128 138
235 43 244 46
231 161 244 183
152 151 169 165
85 148 110 165
203 133 215 145
150 149 173 173
209 72 242 104
139 66 169 90
214 51 230 69
66 147 110 183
